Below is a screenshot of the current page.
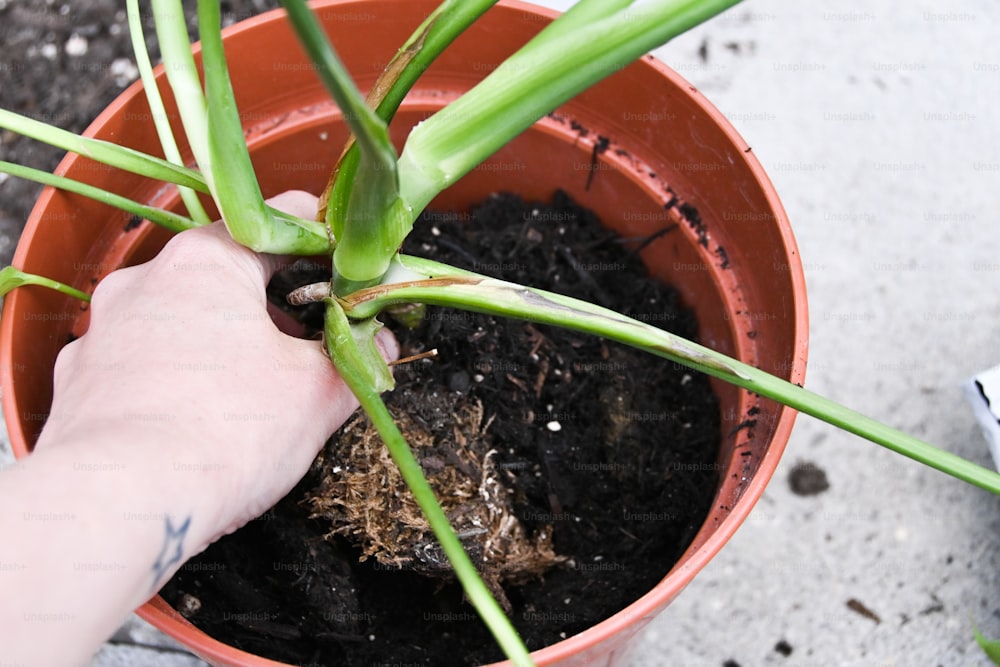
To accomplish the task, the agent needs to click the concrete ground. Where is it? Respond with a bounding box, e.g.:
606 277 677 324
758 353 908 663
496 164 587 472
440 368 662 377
2 0 999 666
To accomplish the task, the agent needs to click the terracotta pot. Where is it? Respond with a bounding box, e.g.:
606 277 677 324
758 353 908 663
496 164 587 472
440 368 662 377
0 1 807 665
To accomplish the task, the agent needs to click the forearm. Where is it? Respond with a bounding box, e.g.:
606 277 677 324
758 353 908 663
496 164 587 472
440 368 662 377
0 193 395 666
0 431 223 667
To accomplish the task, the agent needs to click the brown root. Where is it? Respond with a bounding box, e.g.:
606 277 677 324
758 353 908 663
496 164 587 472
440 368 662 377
305 388 565 608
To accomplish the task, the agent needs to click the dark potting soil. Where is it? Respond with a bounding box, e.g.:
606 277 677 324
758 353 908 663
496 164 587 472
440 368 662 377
160 191 721 666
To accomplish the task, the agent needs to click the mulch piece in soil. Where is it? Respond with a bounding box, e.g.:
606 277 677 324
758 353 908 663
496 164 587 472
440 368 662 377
161 190 721 666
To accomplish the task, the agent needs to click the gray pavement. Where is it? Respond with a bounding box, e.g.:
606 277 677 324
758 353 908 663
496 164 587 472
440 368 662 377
2 0 999 665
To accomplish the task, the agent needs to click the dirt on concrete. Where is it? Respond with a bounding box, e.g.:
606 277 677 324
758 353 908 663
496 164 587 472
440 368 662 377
0 0 277 265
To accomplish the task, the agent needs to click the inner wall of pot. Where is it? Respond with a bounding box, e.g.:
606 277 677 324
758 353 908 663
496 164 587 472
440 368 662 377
150 102 758 501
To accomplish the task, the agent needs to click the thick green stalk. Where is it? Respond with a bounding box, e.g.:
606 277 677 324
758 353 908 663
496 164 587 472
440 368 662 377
322 300 535 667
367 0 502 121
0 161 197 233
514 0 636 56
279 0 406 289
0 266 91 301
320 0 500 241
0 108 207 193
145 0 328 253
150 0 212 186
337 256 1000 497
198 0 271 249
198 0 327 254
126 0 211 225
398 0 742 211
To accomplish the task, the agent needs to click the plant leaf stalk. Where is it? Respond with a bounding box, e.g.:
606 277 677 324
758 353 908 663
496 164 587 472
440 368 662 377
150 0 212 184
0 126 327 243
317 0 501 233
147 0 324 253
0 161 198 234
363 0 503 126
0 108 207 193
279 0 408 292
0 266 92 301
126 0 211 225
512 0 636 56
975 625 1000 664
397 0 742 212
198 0 329 255
334 256 1000 497
322 301 535 667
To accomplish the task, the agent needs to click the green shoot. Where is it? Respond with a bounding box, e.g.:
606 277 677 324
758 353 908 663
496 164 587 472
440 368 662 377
0 161 198 234
364 0 501 121
322 300 534 667
279 0 409 292
513 0 636 56
126 0 210 225
0 155 327 244
198 0 328 255
398 0 742 212
0 266 91 302
0 108 207 193
334 255 1000 497
317 0 500 242
0 109 325 243
150 0 211 182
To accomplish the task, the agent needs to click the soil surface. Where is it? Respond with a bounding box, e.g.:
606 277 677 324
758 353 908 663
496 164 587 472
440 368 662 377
161 191 722 666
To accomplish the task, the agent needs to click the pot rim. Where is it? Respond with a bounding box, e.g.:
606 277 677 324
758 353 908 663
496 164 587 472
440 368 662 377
1 1 807 665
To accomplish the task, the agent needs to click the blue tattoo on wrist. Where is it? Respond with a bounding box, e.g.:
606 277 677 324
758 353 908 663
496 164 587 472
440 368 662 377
151 515 191 590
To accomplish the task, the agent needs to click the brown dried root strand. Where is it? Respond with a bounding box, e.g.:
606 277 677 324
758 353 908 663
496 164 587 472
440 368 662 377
287 281 329 306
305 392 564 608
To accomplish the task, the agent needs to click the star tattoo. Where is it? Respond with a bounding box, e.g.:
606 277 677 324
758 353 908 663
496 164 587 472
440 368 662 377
151 515 191 590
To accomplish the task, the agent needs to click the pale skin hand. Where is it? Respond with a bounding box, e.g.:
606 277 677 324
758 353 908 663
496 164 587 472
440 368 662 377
0 191 397 666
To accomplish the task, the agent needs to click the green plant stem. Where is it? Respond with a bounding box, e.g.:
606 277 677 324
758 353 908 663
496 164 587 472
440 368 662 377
199 0 329 255
337 256 1000 497
515 0 636 55
0 161 197 233
0 155 328 244
322 300 535 667
398 0 741 211
0 108 207 193
280 0 407 290
319 0 500 240
198 0 272 249
151 0 212 185
367 0 502 121
0 266 91 301
126 0 211 225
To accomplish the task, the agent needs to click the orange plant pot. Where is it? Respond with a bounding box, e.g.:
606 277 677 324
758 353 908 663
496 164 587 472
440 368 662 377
0 1 807 665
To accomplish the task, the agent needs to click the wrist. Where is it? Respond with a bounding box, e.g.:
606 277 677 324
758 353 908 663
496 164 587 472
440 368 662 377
33 422 229 554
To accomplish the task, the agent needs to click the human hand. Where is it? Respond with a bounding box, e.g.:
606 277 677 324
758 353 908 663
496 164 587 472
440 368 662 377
36 190 398 540
1 190 399 664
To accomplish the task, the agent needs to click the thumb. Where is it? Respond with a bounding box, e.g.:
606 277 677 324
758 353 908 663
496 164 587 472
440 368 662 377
286 325 400 438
